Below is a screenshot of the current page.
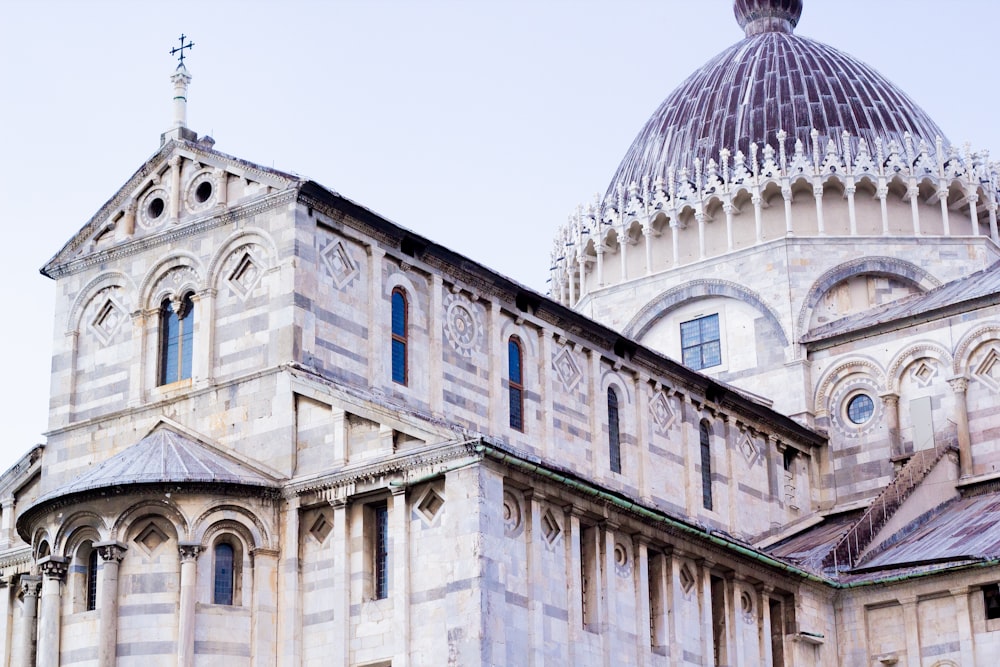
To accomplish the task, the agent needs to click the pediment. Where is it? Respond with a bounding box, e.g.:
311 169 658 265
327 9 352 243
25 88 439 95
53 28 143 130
42 138 302 277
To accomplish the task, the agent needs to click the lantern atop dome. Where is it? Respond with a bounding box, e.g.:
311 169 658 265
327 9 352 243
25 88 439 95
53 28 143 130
734 0 802 36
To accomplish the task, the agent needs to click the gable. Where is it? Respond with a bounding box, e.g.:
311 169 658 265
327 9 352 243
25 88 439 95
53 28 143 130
41 138 302 278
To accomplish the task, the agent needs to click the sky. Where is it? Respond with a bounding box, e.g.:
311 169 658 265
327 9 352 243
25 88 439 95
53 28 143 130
2 0 998 472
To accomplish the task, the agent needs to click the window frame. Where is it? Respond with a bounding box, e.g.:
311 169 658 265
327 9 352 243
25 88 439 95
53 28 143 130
391 288 408 386
213 541 237 606
86 549 98 611
373 502 390 600
608 387 622 473
158 292 195 386
508 336 525 432
680 313 722 371
700 420 714 510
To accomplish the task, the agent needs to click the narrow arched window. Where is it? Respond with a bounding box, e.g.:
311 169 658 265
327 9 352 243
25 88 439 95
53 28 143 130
391 288 408 385
608 388 622 473
508 336 524 431
213 542 235 605
700 420 713 510
159 292 194 385
86 549 98 611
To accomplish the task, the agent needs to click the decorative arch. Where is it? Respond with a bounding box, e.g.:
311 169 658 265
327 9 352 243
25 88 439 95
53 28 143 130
886 342 953 393
814 356 887 414
624 279 789 347
112 499 190 542
953 324 1000 376
600 369 634 406
206 227 279 292
499 320 538 359
138 252 204 311
54 510 107 554
66 271 136 335
385 271 425 332
796 256 941 338
191 504 270 549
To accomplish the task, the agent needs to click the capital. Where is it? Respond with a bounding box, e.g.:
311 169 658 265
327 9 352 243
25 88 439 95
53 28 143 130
178 543 203 563
38 556 68 581
948 376 969 393
95 541 127 563
18 575 41 600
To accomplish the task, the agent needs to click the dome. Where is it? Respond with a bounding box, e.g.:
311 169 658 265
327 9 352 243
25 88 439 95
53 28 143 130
606 0 948 198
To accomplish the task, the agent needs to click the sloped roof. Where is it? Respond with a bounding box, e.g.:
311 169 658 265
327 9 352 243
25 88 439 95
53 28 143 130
857 492 1000 571
31 428 278 507
803 262 1000 345
765 510 860 572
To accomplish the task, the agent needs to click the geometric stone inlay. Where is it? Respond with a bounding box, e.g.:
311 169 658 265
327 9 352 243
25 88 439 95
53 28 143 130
89 297 125 346
552 345 582 393
135 521 169 553
416 487 445 524
679 564 696 595
226 251 262 300
973 347 1000 393
502 490 522 536
614 542 631 578
649 391 677 435
443 293 482 358
308 510 333 544
540 508 561 545
321 239 359 290
910 360 937 388
739 434 761 467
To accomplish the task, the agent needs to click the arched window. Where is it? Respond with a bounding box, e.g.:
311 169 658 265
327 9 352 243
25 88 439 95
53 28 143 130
159 292 194 385
213 542 235 605
86 549 98 611
508 336 524 431
608 388 622 473
700 420 713 510
391 288 408 385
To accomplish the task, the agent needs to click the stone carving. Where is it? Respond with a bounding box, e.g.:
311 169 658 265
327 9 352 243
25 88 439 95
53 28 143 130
649 391 677 435
224 248 263 300
321 238 359 289
88 289 126 346
552 345 583 393
443 293 483 358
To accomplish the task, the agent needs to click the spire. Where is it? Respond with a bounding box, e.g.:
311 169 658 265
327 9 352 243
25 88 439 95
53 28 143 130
162 34 197 145
734 0 802 37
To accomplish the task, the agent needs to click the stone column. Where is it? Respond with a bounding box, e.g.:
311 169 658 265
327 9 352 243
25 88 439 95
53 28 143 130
599 523 618 664
14 576 40 667
846 183 858 235
753 192 764 243
0 497 14 548
595 244 605 287
723 202 736 250
36 557 67 667
191 288 216 387
726 576 745 667
877 183 890 235
988 200 999 244
277 496 301 667
670 221 680 267
696 211 706 259
127 310 147 407
525 491 546 667
757 585 774 667
939 185 951 236
169 155 183 224
391 487 410 667
907 183 921 235
782 187 794 237
177 543 202 667
577 254 588 300
488 299 502 435
330 497 350 667
251 548 279 667
642 222 655 275
698 560 715 667
0 578 10 667
366 244 386 387
812 185 824 235
95 542 126 667
949 376 973 477
634 538 652 667
952 587 976 665
880 392 902 459
429 274 444 417
565 508 583 667
900 597 920 667
968 193 980 236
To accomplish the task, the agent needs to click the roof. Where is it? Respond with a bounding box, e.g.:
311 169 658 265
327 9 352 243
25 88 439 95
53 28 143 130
803 262 1000 345
765 510 860 572
29 428 279 508
605 1 947 198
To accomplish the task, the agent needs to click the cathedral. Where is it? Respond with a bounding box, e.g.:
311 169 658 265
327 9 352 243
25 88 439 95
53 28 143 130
1 0 1000 665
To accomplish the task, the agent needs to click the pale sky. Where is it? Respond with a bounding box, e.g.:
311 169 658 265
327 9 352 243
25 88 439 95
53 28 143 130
2 0 998 472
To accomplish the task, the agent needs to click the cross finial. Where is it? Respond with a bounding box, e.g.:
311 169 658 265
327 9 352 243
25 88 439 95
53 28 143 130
170 34 194 66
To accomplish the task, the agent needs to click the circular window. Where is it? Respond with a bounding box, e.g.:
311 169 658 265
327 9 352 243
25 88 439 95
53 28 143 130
195 181 213 203
147 197 165 219
846 394 875 424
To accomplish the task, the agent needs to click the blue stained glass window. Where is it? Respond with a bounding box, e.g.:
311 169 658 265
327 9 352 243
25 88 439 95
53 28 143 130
680 314 721 370
608 388 622 473
508 337 524 431
213 543 235 605
374 503 389 599
86 549 98 611
159 293 194 385
700 420 713 510
391 289 407 385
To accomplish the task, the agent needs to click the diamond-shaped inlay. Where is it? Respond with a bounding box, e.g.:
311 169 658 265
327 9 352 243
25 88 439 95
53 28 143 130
973 347 1000 392
321 239 359 290
89 297 125 346
739 434 761 467
649 391 677 435
552 346 582 392
910 361 937 388
679 564 695 595
227 252 262 300
416 487 445 524
308 510 333 544
135 522 169 553
540 509 561 544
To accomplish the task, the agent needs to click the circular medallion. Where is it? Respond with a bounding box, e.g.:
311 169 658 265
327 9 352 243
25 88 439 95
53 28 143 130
444 295 481 356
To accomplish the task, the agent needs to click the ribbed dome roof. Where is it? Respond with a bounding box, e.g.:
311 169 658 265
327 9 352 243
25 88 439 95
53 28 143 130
606 0 948 197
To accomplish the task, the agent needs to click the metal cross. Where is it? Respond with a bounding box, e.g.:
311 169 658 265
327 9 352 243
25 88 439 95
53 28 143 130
170 34 194 65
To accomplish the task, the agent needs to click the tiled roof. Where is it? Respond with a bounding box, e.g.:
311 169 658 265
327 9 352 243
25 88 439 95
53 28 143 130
803 262 1000 344
32 429 278 506
606 18 946 198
